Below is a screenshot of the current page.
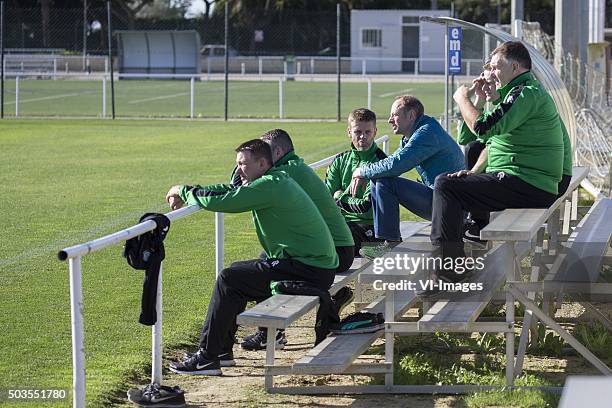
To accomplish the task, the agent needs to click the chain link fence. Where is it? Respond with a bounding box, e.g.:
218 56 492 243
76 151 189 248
520 21 611 195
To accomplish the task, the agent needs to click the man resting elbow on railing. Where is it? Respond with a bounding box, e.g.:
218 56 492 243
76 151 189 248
164 139 338 376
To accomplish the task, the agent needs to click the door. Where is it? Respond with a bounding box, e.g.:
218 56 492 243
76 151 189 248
402 25 419 73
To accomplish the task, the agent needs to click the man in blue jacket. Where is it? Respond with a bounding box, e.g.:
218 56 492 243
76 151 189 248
349 95 464 258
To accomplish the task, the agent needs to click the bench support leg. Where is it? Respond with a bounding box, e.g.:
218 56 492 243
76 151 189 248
384 290 395 390
510 286 612 375
265 329 277 391
515 228 545 376
579 302 612 332
505 243 518 386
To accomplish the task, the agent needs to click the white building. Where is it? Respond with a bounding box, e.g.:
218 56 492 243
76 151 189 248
350 9 451 74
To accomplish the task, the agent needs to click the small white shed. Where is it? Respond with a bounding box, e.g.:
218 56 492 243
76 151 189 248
350 9 451 74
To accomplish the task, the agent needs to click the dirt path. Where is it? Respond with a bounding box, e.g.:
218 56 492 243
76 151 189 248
118 303 610 407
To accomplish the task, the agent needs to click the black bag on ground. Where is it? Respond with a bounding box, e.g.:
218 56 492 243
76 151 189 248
123 213 171 326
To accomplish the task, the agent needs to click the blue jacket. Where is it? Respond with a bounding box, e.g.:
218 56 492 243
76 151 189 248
359 115 464 188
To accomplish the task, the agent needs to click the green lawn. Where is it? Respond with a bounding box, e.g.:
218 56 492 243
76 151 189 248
2 79 446 119
0 118 426 407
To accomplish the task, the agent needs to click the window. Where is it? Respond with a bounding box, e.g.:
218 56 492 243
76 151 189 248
402 16 420 24
361 28 382 48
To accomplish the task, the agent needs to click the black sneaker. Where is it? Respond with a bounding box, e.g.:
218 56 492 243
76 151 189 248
463 220 487 248
169 349 222 375
331 287 354 315
127 383 186 407
240 329 287 351
330 312 385 334
182 350 235 367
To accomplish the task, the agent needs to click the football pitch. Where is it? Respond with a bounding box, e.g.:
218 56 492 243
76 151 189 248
2 78 446 119
0 118 428 406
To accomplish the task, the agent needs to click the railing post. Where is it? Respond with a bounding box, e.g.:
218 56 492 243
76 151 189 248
102 77 107 118
215 213 224 278
69 256 86 408
15 76 19 117
367 77 372 109
258 57 262 80
382 138 389 154
310 58 314 81
278 78 284 119
362 59 366 76
152 262 163 385
190 77 195 119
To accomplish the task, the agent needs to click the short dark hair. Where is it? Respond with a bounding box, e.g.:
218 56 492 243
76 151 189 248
394 95 424 117
491 41 532 70
235 139 273 165
348 108 376 125
260 129 294 156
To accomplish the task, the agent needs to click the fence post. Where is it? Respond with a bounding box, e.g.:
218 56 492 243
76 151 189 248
102 77 106 118
53 58 57 80
215 213 224 278
15 76 19 117
362 59 366 76
190 77 195 118
151 263 163 385
278 78 284 119
296 61 301 76
367 77 372 109
240 62 245 76
69 256 86 408
258 57 262 80
310 58 314 81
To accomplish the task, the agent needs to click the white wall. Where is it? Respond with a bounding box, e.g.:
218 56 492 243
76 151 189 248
350 9 450 74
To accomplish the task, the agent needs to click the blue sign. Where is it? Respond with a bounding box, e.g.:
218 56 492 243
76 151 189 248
448 26 462 74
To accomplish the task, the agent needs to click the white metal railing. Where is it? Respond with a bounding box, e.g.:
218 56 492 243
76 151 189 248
3 55 109 77
5 69 445 119
58 135 390 407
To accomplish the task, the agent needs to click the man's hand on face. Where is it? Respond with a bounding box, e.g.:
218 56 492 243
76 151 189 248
166 185 185 210
453 85 472 103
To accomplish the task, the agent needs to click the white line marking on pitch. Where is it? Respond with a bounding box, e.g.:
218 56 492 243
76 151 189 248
378 88 413 98
4 91 98 105
128 92 191 104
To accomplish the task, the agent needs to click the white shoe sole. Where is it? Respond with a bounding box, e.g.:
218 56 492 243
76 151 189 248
169 366 222 376
240 341 286 351
220 359 235 367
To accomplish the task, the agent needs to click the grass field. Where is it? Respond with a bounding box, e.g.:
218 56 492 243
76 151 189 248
0 118 426 407
2 78 446 119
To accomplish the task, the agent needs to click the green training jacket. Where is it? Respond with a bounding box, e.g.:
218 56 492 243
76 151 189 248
324 142 387 224
179 167 339 270
471 72 564 194
274 151 354 247
458 87 572 177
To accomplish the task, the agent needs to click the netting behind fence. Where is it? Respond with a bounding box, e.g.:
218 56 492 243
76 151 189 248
520 21 611 194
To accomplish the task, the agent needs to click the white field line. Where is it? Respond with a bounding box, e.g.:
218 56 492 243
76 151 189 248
3 90 98 105
0 174 229 270
128 92 191 104
378 88 413 98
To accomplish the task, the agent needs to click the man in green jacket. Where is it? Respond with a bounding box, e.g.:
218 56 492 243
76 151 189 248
325 108 387 255
240 129 356 351
165 139 338 375
457 62 573 242
424 41 564 297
